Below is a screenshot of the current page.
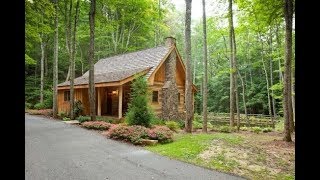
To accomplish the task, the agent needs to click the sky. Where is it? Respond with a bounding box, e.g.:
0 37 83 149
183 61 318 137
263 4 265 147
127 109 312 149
171 0 209 20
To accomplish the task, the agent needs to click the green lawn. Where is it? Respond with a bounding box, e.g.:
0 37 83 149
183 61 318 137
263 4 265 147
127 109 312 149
145 132 294 180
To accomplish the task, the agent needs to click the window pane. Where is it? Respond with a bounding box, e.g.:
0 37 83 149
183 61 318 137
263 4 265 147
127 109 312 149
152 91 158 102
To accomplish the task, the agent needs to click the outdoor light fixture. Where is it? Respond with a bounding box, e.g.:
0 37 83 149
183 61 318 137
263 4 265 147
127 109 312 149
112 90 118 95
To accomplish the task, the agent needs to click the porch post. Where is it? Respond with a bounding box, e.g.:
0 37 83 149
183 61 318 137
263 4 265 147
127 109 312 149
118 85 123 119
97 87 101 116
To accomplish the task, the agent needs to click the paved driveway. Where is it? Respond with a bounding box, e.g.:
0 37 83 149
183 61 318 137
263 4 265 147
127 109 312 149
25 114 244 180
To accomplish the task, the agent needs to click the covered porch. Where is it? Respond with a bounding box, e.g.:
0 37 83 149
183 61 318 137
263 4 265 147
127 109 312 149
94 82 131 119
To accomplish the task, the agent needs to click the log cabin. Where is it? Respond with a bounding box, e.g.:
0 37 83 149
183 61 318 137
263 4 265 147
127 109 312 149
57 37 196 120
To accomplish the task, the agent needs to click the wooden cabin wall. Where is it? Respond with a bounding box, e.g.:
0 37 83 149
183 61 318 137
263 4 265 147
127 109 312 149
57 89 83 115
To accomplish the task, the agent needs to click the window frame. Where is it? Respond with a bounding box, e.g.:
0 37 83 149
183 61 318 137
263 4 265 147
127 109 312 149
64 91 70 102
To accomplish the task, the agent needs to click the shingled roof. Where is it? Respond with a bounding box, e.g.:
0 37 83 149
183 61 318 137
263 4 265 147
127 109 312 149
58 46 171 87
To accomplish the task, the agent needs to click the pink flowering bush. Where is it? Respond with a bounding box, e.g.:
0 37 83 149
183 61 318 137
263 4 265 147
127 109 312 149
148 126 174 143
81 121 112 130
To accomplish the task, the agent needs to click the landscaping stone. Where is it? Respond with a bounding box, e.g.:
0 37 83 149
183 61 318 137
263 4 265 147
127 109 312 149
63 120 80 125
141 139 158 146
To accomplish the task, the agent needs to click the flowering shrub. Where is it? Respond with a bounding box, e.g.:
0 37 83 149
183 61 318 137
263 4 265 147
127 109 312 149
148 126 174 143
81 121 112 130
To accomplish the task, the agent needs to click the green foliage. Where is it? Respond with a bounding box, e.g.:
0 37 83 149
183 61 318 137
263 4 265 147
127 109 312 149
165 121 180 132
262 127 273 133
77 116 91 123
63 117 71 121
219 126 232 133
73 100 83 118
240 126 249 131
25 102 33 109
275 120 284 132
251 126 262 134
176 119 185 129
150 118 165 126
193 121 203 129
58 111 68 118
125 76 154 127
34 102 46 110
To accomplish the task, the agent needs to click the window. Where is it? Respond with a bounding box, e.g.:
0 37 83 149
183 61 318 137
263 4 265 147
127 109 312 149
152 91 158 102
64 91 70 101
178 93 180 104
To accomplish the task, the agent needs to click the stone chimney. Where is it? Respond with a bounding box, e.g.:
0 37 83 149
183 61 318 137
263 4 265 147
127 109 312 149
165 36 176 47
161 36 179 120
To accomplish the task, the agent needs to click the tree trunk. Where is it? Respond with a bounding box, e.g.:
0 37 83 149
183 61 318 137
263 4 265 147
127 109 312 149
53 0 59 118
184 0 193 133
228 0 235 127
269 32 277 118
70 0 80 120
64 0 72 82
258 33 274 127
40 38 46 104
89 0 96 121
202 0 208 133
232 24 240 131
275 24 284 82
283 0 293 142
238 71 249 125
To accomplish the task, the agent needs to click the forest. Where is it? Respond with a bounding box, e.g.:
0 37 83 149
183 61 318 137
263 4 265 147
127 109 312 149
25 0 295 141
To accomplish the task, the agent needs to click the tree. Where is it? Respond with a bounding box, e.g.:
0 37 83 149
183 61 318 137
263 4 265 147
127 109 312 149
52 0 59 118
88 0 96 121
228 0 235 127
202 0 208 133
184 0 193 133
70 0 80 120
126 76 154 127
283 0 294 142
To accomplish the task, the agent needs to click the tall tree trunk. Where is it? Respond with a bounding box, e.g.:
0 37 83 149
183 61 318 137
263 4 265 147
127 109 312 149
184 0 193 133
40 38 46 104
258 33 274 127
65 0 72 82
53 0 59 118
44 45 48 77
70 0 80 120
275 24 284 82
202 0 208 133
238 71 249 125
89 0 96 121
232 25 240 131
228 0 235 127
77 42 84 75
269 32 277 118
283 0 293 142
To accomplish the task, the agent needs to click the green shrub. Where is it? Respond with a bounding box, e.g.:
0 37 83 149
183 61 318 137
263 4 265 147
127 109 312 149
77 116 91 123
63 117 71 121
177 119 185 129
25 102 33 109
150 118 165 126
125 76 154 127
240 126 249 131
73 100 83 118
194 113 202 123
147 125 174 143
43 90 53 109
219 126 231 133
262 127 273 133
251 126 262 134
165 121 180 132
275 120 284 132
193 121 203 129
34 102 46 110
82 121 112 130
58 111 68 118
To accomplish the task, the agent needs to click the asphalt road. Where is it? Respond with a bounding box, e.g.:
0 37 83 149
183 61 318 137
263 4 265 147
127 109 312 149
25 114 244 180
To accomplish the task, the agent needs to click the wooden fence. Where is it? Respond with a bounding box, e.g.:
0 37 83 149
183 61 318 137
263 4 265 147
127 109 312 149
205 113 281 127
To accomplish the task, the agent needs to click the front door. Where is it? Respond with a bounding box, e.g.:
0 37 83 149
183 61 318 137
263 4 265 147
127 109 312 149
106 92 112 115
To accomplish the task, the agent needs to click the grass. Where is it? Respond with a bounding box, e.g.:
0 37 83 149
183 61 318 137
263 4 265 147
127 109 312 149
145 132 294 180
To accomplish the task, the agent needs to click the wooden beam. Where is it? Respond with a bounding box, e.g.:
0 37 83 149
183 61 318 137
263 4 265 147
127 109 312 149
97 87 101 116
118 85 123 119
